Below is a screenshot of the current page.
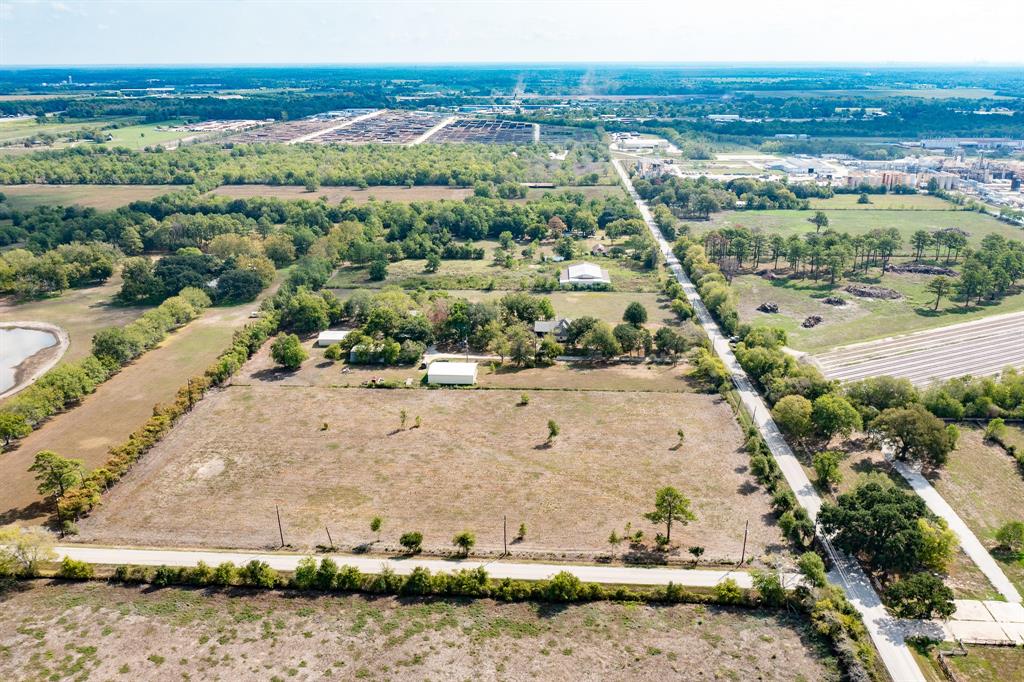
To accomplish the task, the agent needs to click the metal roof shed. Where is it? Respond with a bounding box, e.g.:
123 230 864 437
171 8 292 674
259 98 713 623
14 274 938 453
316 330 351 347
427 361 478 385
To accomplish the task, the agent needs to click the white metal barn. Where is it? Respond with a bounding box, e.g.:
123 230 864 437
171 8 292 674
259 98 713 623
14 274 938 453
427 361 478 385
559 262 611 287
315 330 351 347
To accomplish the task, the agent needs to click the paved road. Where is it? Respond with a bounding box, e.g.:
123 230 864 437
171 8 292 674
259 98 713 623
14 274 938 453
812 310 1024 386
53 545 799 589
287 109 384 144
613 158 926 682
892 459 1022 602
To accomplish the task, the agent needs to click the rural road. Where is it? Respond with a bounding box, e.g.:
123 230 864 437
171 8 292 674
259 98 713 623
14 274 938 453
613 158 927 682
53 545 801 589
891 458 1022 603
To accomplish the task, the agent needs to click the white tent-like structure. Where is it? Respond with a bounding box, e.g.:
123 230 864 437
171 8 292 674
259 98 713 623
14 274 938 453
427 361 478 385
559 262 611 287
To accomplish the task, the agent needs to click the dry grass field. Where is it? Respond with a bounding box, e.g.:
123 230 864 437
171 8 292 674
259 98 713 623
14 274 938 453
209 183 475 203
929 428 1024 596
78 383 787 564
917 645 1024 682
0 581 838 682
238 341 699 393
0 300 265 525
0 184 176 211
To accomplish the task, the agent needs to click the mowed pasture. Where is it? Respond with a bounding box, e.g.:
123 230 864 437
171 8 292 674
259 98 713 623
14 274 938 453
732 271 1024 353
0 582 838 682
0 183 176 210
701 208 1021 246
330 255 660 292
78 384 787 564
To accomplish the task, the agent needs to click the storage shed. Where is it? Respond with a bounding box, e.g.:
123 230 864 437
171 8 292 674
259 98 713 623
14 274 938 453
316 330 351 347
427 361 478 385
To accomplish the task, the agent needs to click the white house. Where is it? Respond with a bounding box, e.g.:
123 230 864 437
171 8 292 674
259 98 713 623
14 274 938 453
315 330 351 347
427 361 478 385
559 262 611 287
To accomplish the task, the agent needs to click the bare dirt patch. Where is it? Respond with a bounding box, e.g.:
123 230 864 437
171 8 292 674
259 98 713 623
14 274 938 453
78 384 787 565
0 581 837 681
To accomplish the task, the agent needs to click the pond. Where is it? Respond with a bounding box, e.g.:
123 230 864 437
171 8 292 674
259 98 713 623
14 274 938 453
0 327 59 393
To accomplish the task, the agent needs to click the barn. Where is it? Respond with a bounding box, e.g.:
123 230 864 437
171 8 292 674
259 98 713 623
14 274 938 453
427 361 478 385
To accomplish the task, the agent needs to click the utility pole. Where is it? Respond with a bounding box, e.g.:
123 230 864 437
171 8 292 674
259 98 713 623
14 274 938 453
503 515 508 556
325 526 334 550
740 519 749 565
276 505 285 547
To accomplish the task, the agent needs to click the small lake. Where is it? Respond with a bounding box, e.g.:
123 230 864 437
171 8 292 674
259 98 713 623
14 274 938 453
1 327 59 393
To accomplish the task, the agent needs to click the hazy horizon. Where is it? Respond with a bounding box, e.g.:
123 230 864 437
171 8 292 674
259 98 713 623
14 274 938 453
3 0 1023 66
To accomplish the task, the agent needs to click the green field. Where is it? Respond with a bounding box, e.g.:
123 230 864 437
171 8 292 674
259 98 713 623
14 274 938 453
0 116 125 145
95 121 206 149
700 208 1022 247
732 270 1024 353
807 194 956 211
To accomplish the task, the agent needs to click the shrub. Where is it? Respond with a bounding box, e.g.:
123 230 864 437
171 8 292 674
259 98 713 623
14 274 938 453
797 552 827 588
713 578 743 604
56 557 93 580
885 574 955 619
995 521 1024 553
152 565 181 587
238 560 278 588
335 565 363 591
210 561 238 587
399 531 423 554
402 566 433 595
452 531 475 556
543 571 584 602
112 564 149 584
752 570 787 607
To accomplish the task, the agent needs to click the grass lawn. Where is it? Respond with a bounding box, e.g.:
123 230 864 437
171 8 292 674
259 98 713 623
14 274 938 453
928 427 1024 597
0 581 839 682
0 183 177 210
94 121 207 149
329 254 661 293
699 208 1022 246
0 116 127 144
917 645 1024 682
78 383 788 565
730 271 1024 353
0 273 149 367
0 289 275 526
807 194 956 211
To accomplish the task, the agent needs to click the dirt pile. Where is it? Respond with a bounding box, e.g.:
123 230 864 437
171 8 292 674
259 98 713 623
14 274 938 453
802 315 823 328
844 284 902 300
886 263 958 276
757 302 779 313
822 296 847 306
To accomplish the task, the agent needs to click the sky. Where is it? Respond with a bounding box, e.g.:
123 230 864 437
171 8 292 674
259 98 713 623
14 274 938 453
2 0 1023 66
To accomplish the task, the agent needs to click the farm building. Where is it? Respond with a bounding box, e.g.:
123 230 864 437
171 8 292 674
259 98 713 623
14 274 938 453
559 262 611 287
427 361 478 385
316 330 351 347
